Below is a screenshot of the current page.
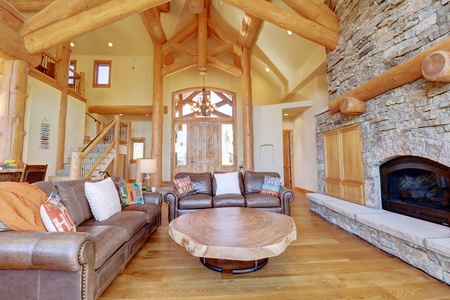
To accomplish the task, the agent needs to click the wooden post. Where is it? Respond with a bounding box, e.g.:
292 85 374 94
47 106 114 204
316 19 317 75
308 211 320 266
124 121 131 181
422 50 450 82
79 71 86 96
0 60 29 167
55 41 71 170
197 8 208 75
241 47 254 171
151 44 164 187
113 115 120 176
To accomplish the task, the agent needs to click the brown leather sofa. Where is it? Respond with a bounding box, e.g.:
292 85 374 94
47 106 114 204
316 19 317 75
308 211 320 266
0 177 161 300
164 171 295 222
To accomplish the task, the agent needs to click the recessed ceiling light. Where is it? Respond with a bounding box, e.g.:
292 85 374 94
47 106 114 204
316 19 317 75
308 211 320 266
70 42 75 47
108 42 113 47
287 30 293 35
265 67 270 72
284 113 289 116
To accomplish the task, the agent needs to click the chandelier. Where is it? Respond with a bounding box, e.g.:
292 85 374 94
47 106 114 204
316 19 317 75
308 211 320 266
192 77 217 117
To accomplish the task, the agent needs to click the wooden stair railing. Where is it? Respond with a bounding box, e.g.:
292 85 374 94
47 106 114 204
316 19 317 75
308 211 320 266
70 118 118 179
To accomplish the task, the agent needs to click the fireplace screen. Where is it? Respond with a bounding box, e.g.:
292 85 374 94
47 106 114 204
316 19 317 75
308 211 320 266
380 156 450 226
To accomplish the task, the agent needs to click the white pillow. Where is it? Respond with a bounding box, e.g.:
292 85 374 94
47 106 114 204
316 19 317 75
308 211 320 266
215 172 241 195
85 177 122 221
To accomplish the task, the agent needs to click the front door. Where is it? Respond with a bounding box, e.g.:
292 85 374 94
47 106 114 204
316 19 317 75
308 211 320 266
190 122 219 173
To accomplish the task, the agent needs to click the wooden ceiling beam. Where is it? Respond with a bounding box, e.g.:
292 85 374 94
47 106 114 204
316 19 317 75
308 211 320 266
22 0 171 55
238 13 263 49
208 43 233 57
140 7 174 65
281 0 339 33
221 0 338 50
88 105 168 115
162 19 197 56
162 56 197 76
0 1 40 66
172 43 197 56
20 0 107 36
7 0 54 12
208 20 242 57
197 9 208 74
207 55 242 77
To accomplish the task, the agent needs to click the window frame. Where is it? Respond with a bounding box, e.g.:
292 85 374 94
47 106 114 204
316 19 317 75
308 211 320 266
131 137 146 163
93 60 112 88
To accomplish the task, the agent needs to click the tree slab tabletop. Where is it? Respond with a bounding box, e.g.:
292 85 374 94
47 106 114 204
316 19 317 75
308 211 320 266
169 207 297 261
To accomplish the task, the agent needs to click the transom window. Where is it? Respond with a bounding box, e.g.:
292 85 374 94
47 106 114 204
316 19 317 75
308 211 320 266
174 88 234 118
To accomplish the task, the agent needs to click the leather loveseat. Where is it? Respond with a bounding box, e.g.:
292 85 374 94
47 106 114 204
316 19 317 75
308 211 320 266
164 171 295 222
0 177 161 300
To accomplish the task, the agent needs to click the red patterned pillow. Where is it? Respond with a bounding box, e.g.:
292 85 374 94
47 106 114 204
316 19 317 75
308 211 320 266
40 192 76 232
260 175 282 197
174 176 196 198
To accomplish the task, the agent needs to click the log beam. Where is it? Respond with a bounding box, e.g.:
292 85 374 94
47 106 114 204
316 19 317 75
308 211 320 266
241 47 254 171
162 20 197 56
88 105 168 115
339 97 366 115
207 56 242 77
197 8 208 75
151 44 164 187
20 0 107 36
422 50 450 82
22 0 170 54
328 36 450 113
162 56 198 76
238 13 263 48
208 20 242 56
0 60 29 167
208 43 233 57
221 0 338 50
140 7 174 65
189 0 204 14
281 0 339 33
173 43 197 56
8 0 54 12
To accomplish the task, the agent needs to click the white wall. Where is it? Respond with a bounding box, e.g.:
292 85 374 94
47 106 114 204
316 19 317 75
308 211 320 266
291 75 329 192
23 77 86 179
253 101 313 178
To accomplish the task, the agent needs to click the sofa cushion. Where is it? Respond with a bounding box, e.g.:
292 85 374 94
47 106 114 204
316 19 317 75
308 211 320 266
173 176 196 198
118 182 144 206
76 225 128 270
178 194 212 209
213 171 244 195
81 211 147 241
34 181 57 197
122 204 161 224
85 178 122 222
214 172 241 195
55 178 93 226
40 192 76 232
244 171 280 194
175 172 212 195
213 194 245 207
245 193 281 208
260 175 282 197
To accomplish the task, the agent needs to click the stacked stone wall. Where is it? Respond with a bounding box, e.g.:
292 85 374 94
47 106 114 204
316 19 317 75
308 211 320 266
317 0 450 208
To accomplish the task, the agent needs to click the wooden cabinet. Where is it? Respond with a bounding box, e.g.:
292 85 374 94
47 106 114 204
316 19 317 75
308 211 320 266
323 124 365 205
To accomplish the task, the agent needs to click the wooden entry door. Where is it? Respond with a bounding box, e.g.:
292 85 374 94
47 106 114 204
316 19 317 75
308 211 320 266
190 122 219 173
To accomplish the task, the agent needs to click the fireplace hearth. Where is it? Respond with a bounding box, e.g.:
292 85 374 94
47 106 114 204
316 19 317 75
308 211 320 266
380 156 450 226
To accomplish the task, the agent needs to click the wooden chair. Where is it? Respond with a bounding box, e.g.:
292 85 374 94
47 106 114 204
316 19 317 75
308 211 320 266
21 164 48 183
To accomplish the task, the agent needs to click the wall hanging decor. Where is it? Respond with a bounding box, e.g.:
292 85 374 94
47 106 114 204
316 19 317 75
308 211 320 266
40 118 50 149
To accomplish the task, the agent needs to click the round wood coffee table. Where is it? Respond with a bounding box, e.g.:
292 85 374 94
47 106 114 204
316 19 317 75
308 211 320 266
168 207 297 274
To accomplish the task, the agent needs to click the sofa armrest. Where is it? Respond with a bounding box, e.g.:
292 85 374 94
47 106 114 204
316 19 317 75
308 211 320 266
163 188 179 223
143 191 162 206
0 231 95 272
279 186 295 216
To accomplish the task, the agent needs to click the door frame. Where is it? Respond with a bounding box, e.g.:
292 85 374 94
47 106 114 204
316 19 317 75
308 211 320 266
283 130 294 189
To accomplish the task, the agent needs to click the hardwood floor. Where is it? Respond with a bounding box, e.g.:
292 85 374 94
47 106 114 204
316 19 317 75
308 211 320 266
100 192 450 299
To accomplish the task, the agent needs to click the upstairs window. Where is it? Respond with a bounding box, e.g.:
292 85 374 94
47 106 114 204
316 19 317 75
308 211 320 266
93 60 111 88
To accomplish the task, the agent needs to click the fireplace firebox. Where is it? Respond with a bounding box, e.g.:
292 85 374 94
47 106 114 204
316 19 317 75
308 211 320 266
380 156 450 226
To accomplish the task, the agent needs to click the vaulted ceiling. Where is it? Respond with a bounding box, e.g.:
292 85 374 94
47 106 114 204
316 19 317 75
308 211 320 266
6 0 339 103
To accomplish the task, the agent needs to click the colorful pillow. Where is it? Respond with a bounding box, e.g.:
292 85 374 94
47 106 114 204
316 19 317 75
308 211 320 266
174 176 196 198
40 192 76 232
85 177 122 221
215 172 241 195
260 175 282 197
119 182 144 206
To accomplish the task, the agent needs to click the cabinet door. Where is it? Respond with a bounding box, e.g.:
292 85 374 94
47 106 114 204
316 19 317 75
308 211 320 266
323 131 342 198
340 125 365 204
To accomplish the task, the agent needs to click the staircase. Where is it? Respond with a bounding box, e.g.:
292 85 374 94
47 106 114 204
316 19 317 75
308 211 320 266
50 142 115 182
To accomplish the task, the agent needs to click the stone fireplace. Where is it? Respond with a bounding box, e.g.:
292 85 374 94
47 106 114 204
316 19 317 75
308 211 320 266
309 0 450 285
380 155 450 226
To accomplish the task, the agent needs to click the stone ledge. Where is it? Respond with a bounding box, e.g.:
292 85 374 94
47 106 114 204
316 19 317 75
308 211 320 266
307 193 450 285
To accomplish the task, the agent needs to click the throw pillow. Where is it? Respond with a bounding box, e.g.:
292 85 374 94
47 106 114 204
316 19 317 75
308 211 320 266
215 172 241 195
85 177 122 221
40 192 76 232
174 176 196 198
260 175 282 197
118 182 144 206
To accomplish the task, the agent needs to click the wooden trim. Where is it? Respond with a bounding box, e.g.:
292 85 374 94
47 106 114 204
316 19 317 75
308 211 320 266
92 60 111 88
88 105 168 115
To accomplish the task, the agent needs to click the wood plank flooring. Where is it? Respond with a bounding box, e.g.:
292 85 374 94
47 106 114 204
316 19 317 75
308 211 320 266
100 192 450 299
